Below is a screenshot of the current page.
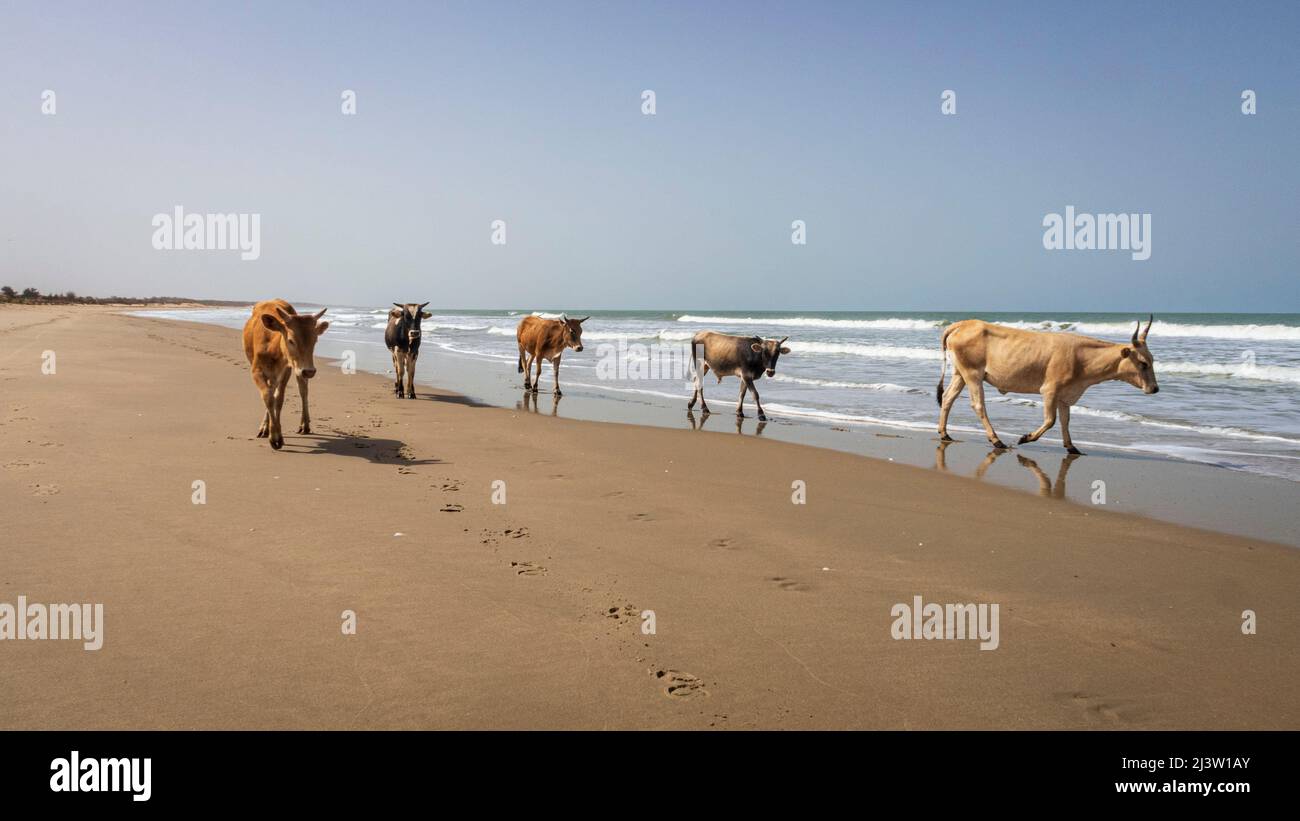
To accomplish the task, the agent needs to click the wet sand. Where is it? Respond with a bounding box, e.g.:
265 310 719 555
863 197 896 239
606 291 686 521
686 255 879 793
1 304 1297 729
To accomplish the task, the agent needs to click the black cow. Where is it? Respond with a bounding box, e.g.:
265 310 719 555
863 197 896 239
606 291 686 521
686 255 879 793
687 331 790 420
385 302 430 398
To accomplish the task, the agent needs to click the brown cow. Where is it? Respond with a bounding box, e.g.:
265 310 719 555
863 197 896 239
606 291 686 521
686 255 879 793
515 314 588 395
936 315 1158 454
242 300 330 449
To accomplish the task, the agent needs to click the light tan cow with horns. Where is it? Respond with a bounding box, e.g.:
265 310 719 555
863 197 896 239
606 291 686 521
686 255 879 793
242 300 330 450
936 315 1158 454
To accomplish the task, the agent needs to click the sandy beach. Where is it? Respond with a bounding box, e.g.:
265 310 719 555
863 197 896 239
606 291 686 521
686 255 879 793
1 304 1297 729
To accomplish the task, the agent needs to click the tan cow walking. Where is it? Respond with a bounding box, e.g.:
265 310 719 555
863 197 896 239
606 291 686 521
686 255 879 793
936 316 1158 454
242 300 330 450
516 314 588 395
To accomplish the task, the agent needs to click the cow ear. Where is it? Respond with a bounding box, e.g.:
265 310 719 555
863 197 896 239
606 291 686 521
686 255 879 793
315 321 330 335
420 311 432 319
751 342 763 353
261 313 285 333
1119 347 1131 358
389 308 403 318
780 346 791 355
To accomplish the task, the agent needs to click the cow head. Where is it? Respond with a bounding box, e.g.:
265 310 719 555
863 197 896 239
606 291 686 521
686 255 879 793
1117 314 1158 394
750 336 791 378
557 314 589 352
391 302 432 345
262 307 329 379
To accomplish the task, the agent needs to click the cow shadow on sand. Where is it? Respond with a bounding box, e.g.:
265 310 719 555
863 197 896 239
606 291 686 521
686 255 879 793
934 439 1079 498
686 409 767 436
278 432 445 467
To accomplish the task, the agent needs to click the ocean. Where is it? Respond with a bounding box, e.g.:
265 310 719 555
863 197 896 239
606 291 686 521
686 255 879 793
137 308 1300 485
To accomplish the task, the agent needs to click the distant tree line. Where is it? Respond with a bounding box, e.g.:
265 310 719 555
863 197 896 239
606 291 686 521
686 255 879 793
0 287 248 306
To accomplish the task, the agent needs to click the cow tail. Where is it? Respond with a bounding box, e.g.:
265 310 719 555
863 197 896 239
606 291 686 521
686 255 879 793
517 345 524 373
936 324 955 406
689 335 702 390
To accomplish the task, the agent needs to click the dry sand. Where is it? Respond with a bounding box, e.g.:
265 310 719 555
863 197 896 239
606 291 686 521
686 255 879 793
1 304 1297 729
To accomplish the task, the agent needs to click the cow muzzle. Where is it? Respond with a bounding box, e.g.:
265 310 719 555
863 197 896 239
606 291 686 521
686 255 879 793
574 345 584 352
765 368 776 378
1145 385 1159 394
300 368 317 379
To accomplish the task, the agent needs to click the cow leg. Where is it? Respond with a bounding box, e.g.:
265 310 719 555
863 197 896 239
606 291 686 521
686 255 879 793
552 355 563 396
296 373 312 434
253 370 273 438
963 372 1005 448
532 355 543 394
1018 391 1059 445
1059 403 1083 455
735 378 748 417
748 378 768 421
391 348 404 396
521 351 533 390
937 375 966 441
689 362 711 412
404 352 417 399
269 369 291 449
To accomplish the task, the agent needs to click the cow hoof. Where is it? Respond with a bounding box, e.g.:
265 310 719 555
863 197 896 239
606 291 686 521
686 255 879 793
298 424 311 434
992 439 1008 449
1017 434 1031 445
700 408 711 416
270 437 283 450
554 390 563 397
256 429 268 438
1067 447 1084 456
758 414 768 422
530 387 539 394
406 393 416 400
940 433 953 442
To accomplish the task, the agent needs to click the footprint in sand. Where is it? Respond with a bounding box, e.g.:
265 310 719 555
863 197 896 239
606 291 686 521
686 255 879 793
440 504 464 513
656 670 708 700
511 561 547 576
31 483 60 496
629 512 654 523
1056 691 1138 726
601 490 626 498
708 537 740 550
4 460 43 470
767 576 811 593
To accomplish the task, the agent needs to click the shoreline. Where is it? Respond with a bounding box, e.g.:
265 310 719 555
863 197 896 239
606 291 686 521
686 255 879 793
130 305 1300 547
3 304 1298 729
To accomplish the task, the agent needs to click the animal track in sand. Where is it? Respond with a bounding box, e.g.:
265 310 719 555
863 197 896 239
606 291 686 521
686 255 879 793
708 537 740 550
438 480 462 492
604 604 638 621
1056 691 1137 725
656 670 708 700
440 503 464 513
3 460 43 470
767 576 812 593
601 490 626 498
629 512 655 522
511 561 547 576
31 483 60 496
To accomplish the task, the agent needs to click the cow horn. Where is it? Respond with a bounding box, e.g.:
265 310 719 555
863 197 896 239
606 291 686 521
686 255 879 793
393 303 403 308
1141 313 1153 342
557 313 568 323
313 308 328 320
778 336 789 346
577 316 590 323
419 302 430 309
1131 321 1140 347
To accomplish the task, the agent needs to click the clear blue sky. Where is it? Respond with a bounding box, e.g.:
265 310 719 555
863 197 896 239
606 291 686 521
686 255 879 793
2 0 1296 311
